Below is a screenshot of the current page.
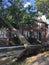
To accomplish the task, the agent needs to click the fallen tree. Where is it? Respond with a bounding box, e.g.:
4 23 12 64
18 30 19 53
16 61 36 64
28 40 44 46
0 16 30 47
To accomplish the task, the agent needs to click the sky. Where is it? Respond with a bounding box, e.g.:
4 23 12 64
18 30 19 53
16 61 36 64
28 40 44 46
2 0 11 7
2 0 36 13
23 0 34 6
2 0 34 8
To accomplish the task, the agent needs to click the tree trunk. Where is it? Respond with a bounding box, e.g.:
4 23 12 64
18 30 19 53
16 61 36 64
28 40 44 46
0 16 30 47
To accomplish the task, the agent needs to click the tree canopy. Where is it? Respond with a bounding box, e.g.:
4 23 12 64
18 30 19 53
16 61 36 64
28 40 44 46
0 0 36 28
35 0 49 18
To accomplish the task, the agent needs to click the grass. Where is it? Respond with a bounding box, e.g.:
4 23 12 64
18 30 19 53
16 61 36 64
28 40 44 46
10 59 32 65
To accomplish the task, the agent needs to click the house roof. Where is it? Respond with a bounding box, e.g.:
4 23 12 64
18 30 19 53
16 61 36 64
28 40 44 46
33 17 47 25
45 19 49 24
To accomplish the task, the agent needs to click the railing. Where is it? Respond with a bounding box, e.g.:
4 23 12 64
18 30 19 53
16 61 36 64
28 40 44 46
0 44 41 50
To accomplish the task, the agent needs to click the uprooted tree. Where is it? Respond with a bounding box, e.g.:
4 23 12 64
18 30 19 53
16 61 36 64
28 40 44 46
0 0 36 47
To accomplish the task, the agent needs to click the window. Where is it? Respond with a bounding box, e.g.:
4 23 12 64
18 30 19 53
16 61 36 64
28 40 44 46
34 32 38 38
0 29 7 38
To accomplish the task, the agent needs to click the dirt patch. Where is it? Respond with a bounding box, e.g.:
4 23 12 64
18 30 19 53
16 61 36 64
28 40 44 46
11 51 49 65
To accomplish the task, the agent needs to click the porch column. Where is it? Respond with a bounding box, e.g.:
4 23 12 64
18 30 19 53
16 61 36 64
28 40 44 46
45 28 48 41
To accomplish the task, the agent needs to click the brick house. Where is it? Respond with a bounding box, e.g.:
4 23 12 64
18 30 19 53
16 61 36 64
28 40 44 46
0 17 15 46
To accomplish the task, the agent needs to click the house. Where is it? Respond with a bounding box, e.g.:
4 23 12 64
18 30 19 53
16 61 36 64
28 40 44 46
19 24 30 39
20 12 49 43
0 17 16 46
31 13 48 42
32 18 48 41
